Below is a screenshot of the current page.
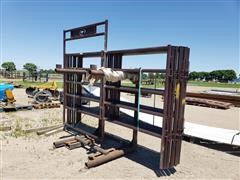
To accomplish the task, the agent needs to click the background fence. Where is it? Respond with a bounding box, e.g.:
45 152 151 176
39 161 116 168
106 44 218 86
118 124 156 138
0 69 63 82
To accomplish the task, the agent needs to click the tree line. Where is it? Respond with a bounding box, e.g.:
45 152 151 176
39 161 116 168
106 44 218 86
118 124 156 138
1 61 238 83
1 61 55 75
188 70 237 82
142 71 238 83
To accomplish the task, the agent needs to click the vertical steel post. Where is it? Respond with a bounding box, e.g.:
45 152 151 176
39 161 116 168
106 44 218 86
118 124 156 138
174 47 190 165
63 31 66 125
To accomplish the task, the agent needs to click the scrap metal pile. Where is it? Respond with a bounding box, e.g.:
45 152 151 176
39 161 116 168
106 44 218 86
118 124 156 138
54 20 190 170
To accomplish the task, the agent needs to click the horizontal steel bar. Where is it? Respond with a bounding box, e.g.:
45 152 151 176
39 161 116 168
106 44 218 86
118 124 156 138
66 93 100 102
107 118 162 138
108 46 169 56
65 52 102 58
104 85 165 95
55 68 87 74
65 106 100 118
104 100 164 117
89 68 166 76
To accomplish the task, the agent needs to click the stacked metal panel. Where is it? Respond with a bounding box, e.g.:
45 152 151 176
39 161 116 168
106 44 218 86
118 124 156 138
56 20 190 169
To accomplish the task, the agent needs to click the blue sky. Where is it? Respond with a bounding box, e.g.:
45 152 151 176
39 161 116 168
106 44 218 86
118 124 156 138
0 0 239 73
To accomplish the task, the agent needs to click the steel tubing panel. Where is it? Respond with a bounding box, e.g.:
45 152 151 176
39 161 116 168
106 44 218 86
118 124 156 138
58 20 190 171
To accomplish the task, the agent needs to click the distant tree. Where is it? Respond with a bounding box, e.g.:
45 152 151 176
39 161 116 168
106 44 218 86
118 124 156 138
155 73 165 79
23 63 37 74
148 73 155 80
142 73 148 80
205 72 212 81
222 70 237 82
210 70 223 81
189 69 237 82
1 61 16 72
197 71 208 80
188 71 198 80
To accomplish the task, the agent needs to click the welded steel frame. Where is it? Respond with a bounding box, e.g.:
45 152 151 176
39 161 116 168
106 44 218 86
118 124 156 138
62 20 108 139
58 20 190 170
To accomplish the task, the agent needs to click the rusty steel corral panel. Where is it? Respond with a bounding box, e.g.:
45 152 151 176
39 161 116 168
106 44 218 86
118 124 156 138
57 20 190 170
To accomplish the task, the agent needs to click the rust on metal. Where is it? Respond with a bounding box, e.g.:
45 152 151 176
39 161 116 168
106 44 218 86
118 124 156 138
85 147 135 168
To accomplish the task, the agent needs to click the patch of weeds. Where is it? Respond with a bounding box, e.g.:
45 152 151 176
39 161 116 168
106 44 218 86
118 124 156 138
11 118 27 137
25 123 32 129
41 118 49 126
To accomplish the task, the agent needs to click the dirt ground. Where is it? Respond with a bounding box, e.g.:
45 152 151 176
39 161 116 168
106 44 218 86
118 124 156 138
1 88 240 179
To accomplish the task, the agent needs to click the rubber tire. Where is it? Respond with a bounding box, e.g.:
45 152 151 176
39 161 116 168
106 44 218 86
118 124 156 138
34 90 52 103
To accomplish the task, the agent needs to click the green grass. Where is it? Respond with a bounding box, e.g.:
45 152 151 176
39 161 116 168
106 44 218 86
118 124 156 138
0 79 63 88
188 81 240 88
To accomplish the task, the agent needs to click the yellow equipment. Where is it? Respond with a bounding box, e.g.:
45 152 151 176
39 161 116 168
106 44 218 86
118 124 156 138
35 81 58 91
26 81 59 103
5 89 16 104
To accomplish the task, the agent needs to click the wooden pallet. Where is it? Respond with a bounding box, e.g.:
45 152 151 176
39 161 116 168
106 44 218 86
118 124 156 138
32 103 61 109
1 104 32 112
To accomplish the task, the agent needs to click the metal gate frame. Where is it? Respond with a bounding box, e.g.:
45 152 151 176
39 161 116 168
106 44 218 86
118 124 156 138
56 20 190 169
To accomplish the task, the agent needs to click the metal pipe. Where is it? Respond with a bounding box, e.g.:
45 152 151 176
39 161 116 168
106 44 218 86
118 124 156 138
85 147 135 168
88 69 104 76
92 146 114 155
108 46 168 56
75 135 113 154
75 135 92 145
88 68 165 76
53 137 76 148
55 68 87 74
66 141 82 150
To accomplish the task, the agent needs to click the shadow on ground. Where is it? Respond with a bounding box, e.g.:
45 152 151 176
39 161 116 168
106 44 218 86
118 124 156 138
183 136 240 157
56 122 239 177
57 124 176 177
